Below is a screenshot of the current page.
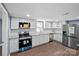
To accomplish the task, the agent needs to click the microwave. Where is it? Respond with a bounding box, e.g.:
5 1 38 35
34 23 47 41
19 22 30 29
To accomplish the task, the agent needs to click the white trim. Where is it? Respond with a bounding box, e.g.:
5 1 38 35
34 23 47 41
0 3 8 14
0 3 9 56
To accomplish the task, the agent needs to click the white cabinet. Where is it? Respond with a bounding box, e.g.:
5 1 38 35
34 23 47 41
32 34 49 47
52 22 62 28
11 18 36 29
10 39 19 53
45 21 51 28
39 34 49 44
32 35 40 47
53 33 62 43
11 18 19 29
30 21 36 28
44 21 62 29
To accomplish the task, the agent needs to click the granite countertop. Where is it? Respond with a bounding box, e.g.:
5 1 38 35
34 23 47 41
29 32 62 36
9 31 62 39
9 37 19 39
9 33 19 39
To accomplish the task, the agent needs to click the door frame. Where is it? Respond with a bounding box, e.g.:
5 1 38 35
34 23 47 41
0 3 9 56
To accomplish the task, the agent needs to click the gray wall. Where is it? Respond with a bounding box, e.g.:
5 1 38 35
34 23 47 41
66 19 79 25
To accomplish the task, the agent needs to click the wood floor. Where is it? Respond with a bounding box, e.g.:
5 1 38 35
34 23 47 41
11 41 79 56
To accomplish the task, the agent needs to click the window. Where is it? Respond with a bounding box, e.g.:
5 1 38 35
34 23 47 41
36 21 43 32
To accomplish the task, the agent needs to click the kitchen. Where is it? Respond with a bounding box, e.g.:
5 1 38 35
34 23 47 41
0 3 79 56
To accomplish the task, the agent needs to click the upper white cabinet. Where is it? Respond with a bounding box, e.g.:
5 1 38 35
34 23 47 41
45 21 51 28
30 21 36 29
44 21 62 29
11 18 19 29
52 22 62 28
11 18 36 29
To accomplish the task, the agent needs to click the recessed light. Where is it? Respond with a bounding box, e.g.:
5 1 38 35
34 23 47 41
26 14 30 17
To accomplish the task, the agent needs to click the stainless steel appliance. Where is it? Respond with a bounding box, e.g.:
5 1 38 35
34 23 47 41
19 32 32 52
19 22 30 29
63 24 79 49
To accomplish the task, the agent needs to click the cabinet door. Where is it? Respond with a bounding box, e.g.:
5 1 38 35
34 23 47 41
32 35 49 47
43 34 49 43
54 34 62 42
39 34 49 44
30 21 36 28
11 18 19 29
45 22 51 28
10 39 19 53
32 36 40 47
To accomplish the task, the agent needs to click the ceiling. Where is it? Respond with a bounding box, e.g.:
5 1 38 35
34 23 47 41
3 3 79 20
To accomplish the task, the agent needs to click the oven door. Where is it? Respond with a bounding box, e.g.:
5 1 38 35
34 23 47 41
19 38 32 52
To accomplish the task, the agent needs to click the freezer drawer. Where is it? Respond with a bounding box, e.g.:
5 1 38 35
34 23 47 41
0 46 2 56
69 37 78 49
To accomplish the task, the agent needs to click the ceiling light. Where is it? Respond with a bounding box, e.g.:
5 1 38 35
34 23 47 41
26 14 30 17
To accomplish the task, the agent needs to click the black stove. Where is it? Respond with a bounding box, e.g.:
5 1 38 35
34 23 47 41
19 31 32 52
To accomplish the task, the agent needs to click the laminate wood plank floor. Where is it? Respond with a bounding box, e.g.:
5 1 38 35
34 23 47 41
11 41 79 56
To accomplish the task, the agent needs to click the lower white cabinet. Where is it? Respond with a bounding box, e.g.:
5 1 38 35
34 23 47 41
9 34 49 53
32 34 49 47
10 39 19 53
53 33 62 43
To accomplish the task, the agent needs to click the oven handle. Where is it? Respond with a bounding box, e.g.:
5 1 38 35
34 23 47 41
19 37 32 40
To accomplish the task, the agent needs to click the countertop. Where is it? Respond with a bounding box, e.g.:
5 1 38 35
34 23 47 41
9 31 62 39
29 31 62 36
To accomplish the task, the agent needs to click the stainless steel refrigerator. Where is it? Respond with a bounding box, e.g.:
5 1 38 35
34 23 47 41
63 24 79 49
